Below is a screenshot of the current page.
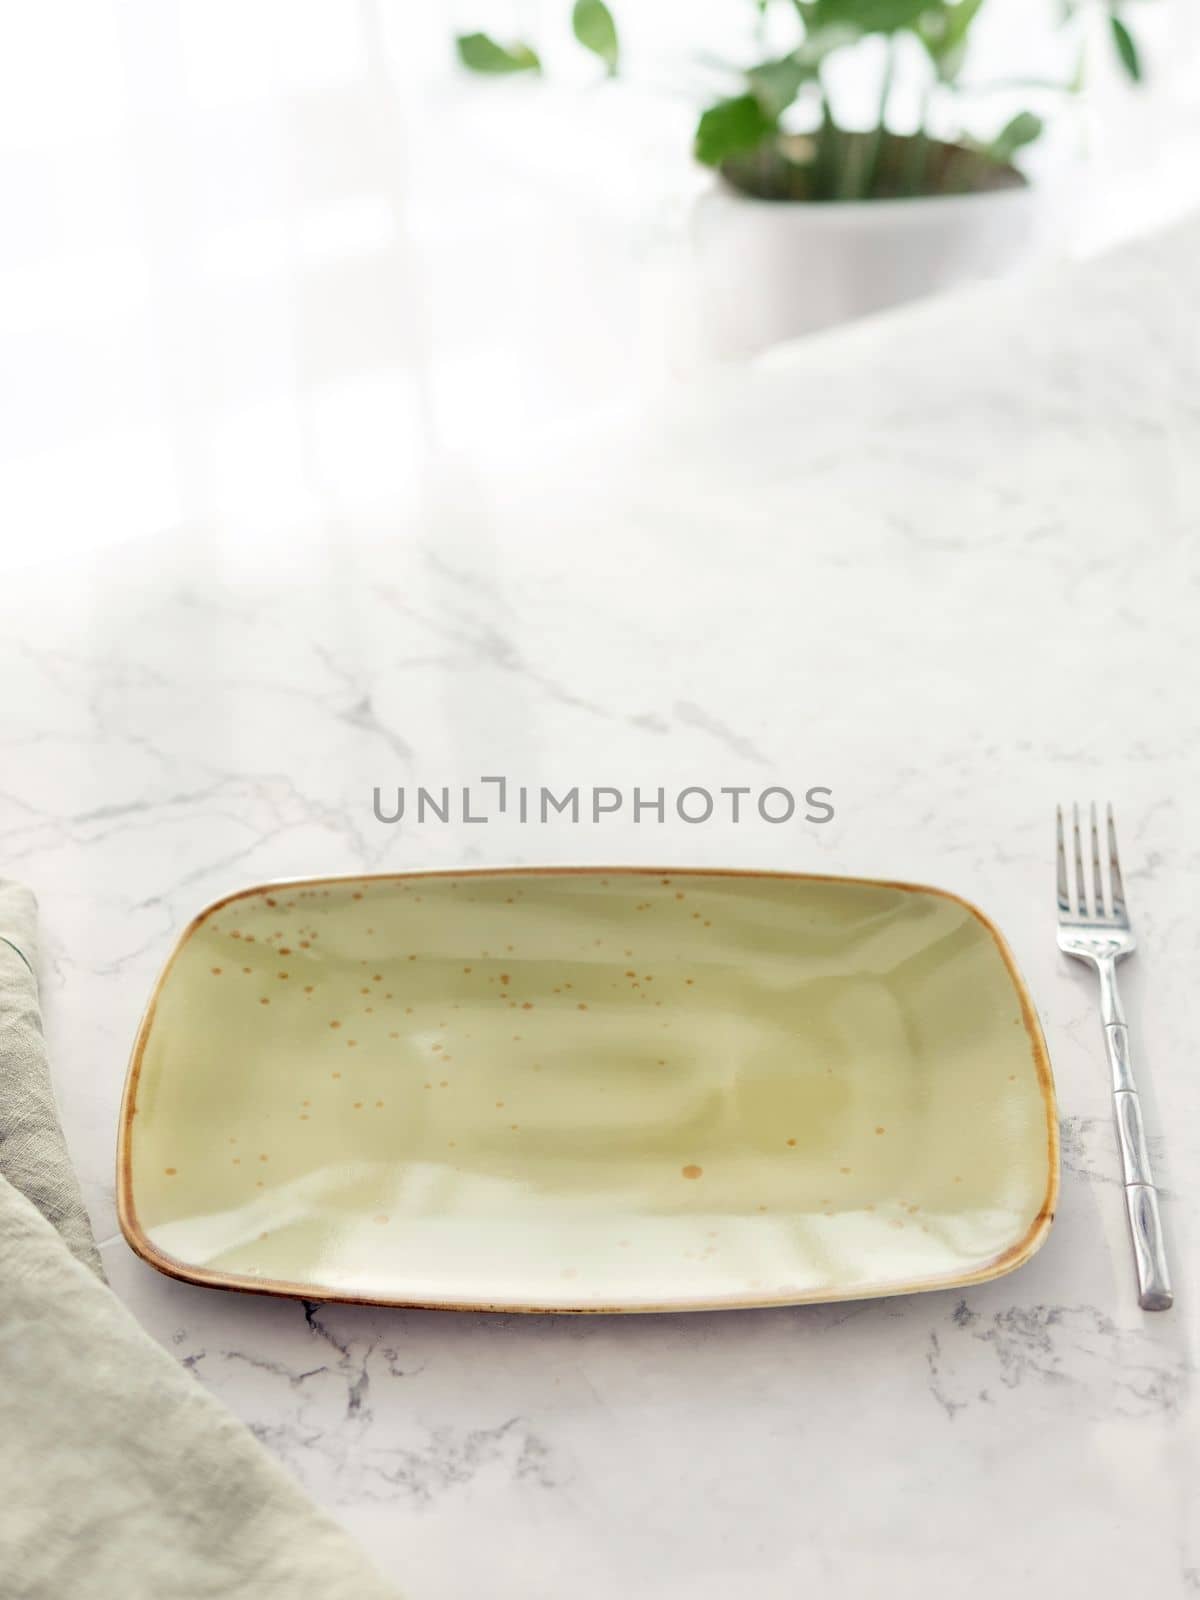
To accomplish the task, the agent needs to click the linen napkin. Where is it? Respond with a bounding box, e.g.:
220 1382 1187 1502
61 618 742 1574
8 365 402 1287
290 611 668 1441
0 880 400 1600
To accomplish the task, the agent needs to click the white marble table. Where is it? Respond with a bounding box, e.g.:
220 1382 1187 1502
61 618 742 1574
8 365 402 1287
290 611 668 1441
3 218 1198 1598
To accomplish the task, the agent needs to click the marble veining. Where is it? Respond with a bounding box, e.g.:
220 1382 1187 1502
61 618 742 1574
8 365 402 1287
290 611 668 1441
2 217 1198 1596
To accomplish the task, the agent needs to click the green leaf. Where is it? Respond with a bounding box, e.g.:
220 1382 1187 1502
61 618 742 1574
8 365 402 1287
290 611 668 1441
694 94 778 168
942 0 987 50
747 56 812 118
810 0 940 35
743 27 858 119
455 32 541 74
572 0 619 73
918 0 986 80
988 109 1044 165
1109 13 1141 82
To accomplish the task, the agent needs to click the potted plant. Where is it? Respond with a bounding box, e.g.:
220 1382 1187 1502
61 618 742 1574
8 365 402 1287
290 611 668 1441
456 2 1146 352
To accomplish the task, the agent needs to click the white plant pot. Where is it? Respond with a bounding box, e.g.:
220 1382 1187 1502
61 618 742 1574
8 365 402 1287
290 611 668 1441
692 179 1052 358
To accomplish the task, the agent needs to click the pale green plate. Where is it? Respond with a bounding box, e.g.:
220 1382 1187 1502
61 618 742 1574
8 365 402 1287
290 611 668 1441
118 869 1057 1312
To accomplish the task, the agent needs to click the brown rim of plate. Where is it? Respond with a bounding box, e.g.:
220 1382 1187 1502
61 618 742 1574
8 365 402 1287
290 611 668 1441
116 865 1059 1313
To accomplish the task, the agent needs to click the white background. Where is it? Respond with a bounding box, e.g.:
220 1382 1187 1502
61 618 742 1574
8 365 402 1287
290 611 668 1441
1 0 1198 570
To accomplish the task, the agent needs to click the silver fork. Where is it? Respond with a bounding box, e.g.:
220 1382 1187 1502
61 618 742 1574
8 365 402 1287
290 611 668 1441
1056 803 1172 1311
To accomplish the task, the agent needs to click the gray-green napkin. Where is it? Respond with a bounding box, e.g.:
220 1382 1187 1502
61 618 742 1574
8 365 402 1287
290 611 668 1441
0 880 400 1600
0 881 102 1278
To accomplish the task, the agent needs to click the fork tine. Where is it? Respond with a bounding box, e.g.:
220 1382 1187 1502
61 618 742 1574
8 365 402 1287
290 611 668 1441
1072 803 1089 916
1107 803 1127 920
1056 805 1070 918
1090 801 1106 917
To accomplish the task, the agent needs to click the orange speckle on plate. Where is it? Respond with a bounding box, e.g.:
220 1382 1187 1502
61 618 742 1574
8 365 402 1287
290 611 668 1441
875 1126 886 1135
353 1101 363 1109
278 972 289 980
279 947 291 955
577 1003 588 1011
259 1154 269 1162
210 967 222 976
329 1020 341 1029
164 1167 177 1176
682 1164 703 1180
259 997 270 1006
840 1166 851 1174
786 1138 797 1147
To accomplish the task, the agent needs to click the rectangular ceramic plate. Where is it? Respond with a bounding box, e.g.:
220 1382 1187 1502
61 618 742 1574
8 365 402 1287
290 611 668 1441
118 869 1057 1312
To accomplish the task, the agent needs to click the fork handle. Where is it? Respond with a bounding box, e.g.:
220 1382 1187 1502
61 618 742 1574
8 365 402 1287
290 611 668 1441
1104 1022 1173 1311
